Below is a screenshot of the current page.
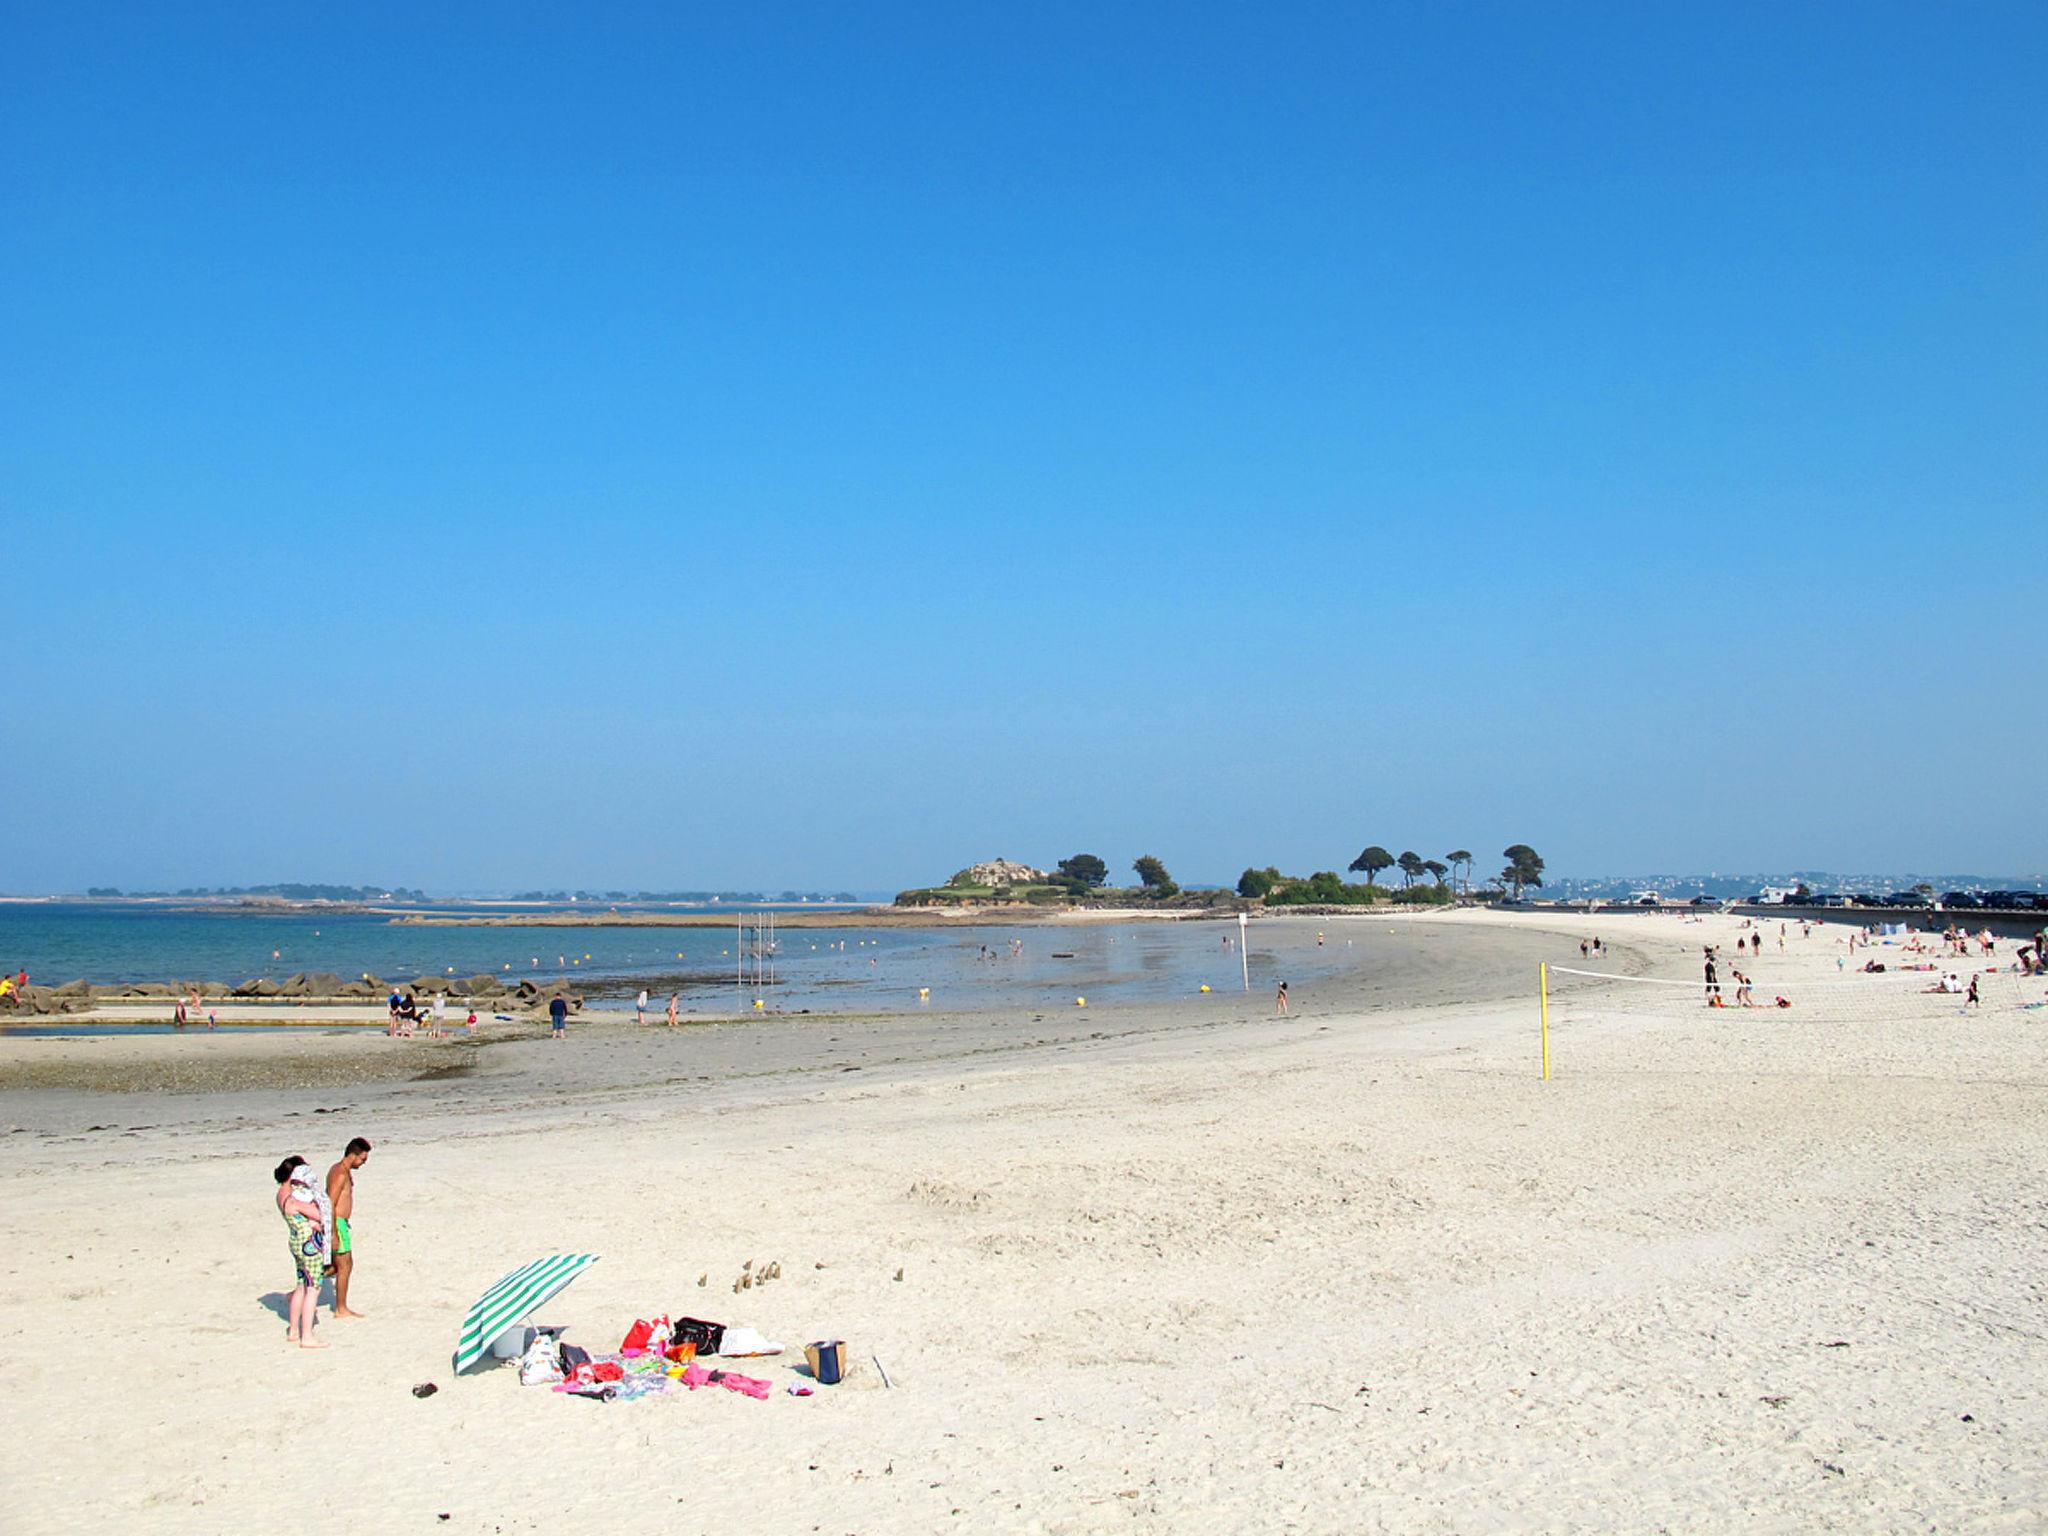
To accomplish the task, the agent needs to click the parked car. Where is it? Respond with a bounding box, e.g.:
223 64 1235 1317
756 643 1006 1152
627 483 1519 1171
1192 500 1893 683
1885 892 1932 908
1941 891 1983 910
1808 893 1849 907
1982 891 2035 910
1691 895 1724 908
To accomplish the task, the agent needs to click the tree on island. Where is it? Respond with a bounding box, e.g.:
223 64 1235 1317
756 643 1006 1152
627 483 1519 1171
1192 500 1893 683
1057 854 1108 889
1447 850 1473 893
1422 859 1450 887
1132 855 1179 898
1237 866 1281 899
1348 845 1393 886
1397 851 1424 888
1500 845 1546 899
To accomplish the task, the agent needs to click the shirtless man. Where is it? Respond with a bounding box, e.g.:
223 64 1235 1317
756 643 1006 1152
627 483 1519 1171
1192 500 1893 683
326 1137 373 1318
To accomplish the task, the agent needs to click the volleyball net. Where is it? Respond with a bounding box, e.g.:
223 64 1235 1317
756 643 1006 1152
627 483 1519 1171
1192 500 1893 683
1534 958 2047 1078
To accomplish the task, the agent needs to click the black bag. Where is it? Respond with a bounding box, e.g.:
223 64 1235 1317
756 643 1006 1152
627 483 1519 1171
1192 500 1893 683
558 1343 592 1372
673 1317 725 1355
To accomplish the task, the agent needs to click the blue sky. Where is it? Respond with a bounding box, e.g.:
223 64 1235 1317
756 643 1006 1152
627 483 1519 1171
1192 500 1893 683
4 2 2043 892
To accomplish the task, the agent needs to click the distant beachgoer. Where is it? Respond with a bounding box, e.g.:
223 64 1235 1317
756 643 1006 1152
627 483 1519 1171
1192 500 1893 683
326 1138 371 1319
430 994 448 1036
1703 951 1721 1004
666 992 678 1029
1734 970 1753 1007
274 1156 327 1350
1580 940 1589 960
549 993 568 1040
465 1009 478 1032
1274 981 1290 1015
636 989 649 1026
174 997 188 1027
1966 975 1981 1007
207 1010 217 1031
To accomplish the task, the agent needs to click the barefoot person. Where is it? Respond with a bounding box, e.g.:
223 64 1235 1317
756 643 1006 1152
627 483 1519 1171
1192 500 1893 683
326 1137 372 1319
1274 980 1290 1015
274 1156 328 1349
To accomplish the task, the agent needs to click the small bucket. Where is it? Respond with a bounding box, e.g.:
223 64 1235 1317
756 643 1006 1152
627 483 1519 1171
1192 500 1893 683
805 1340 846 1385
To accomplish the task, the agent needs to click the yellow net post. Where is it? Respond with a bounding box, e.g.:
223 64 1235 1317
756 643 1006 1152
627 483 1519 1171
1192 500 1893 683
1539 962 1551 1080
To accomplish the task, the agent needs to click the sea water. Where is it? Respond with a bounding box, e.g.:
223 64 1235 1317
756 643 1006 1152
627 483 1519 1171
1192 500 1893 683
0 901 1360 1016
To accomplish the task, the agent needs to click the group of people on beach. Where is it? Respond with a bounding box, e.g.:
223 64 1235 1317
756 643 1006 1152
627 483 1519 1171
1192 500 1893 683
387 988 480 1038
271 1137 372 1349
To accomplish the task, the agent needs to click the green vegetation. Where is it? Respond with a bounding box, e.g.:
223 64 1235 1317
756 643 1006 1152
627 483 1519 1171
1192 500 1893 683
1500 845 1546 899
895 880 1076 907
897 839 1541 910
1132 855 1179 899
1057 854 1108 889
1348 846 1393 884
1446 850 1474 893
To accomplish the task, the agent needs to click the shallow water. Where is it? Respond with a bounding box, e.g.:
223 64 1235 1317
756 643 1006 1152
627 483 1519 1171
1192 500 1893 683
0 902 1397 1015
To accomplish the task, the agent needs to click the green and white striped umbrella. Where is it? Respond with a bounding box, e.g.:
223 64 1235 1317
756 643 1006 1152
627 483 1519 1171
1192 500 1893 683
453 1253 601 1374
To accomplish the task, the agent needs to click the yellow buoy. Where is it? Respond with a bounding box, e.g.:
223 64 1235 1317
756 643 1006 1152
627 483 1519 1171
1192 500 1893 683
753 998 764 1009
1199 984 1211 993
1076 996 1087 1007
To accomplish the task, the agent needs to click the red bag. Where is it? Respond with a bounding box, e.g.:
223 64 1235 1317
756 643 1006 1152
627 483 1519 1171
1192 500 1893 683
620 1319 653 1353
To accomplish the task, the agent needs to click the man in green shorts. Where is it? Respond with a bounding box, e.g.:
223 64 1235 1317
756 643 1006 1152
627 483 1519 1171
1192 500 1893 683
326 1137 372 1318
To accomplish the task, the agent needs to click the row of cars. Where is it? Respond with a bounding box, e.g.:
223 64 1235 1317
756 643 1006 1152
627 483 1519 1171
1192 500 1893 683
1778 891 2048 912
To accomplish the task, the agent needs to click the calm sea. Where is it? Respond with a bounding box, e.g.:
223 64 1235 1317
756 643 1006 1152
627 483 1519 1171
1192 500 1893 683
0 901 1358 1014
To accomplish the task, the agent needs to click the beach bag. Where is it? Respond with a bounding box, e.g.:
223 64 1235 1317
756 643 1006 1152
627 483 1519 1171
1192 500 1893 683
805 1340 846 1385
518 1332 564 1387
673 1317 725 1356
559 1344 592 1374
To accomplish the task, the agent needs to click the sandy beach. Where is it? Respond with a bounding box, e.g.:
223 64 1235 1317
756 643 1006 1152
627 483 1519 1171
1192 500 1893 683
2 909 2043 1533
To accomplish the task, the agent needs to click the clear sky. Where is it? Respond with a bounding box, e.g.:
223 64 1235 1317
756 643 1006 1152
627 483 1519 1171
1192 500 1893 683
4 3 2043 893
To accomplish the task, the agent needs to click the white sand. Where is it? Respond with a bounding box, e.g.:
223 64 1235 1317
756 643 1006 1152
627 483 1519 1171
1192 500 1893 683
2 910 2044 1533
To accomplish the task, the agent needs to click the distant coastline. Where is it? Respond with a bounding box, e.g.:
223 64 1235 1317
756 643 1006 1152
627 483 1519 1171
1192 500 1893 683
390 905 1219 929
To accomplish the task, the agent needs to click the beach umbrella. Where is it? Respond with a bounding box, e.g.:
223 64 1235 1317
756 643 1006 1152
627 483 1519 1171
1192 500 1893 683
453 1253 601 1374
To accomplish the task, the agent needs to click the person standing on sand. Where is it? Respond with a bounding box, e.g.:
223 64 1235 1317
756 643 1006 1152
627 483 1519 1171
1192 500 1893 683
274 1156 328 1349
1703 949 1721 1005
636 988 649 1026
1274 980 1290 1015
666 991 678 1029
325 1138 372 1319
549 992 568 1040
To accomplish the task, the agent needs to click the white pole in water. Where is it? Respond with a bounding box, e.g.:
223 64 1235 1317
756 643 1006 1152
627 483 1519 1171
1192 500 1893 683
1238 911 1250 992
